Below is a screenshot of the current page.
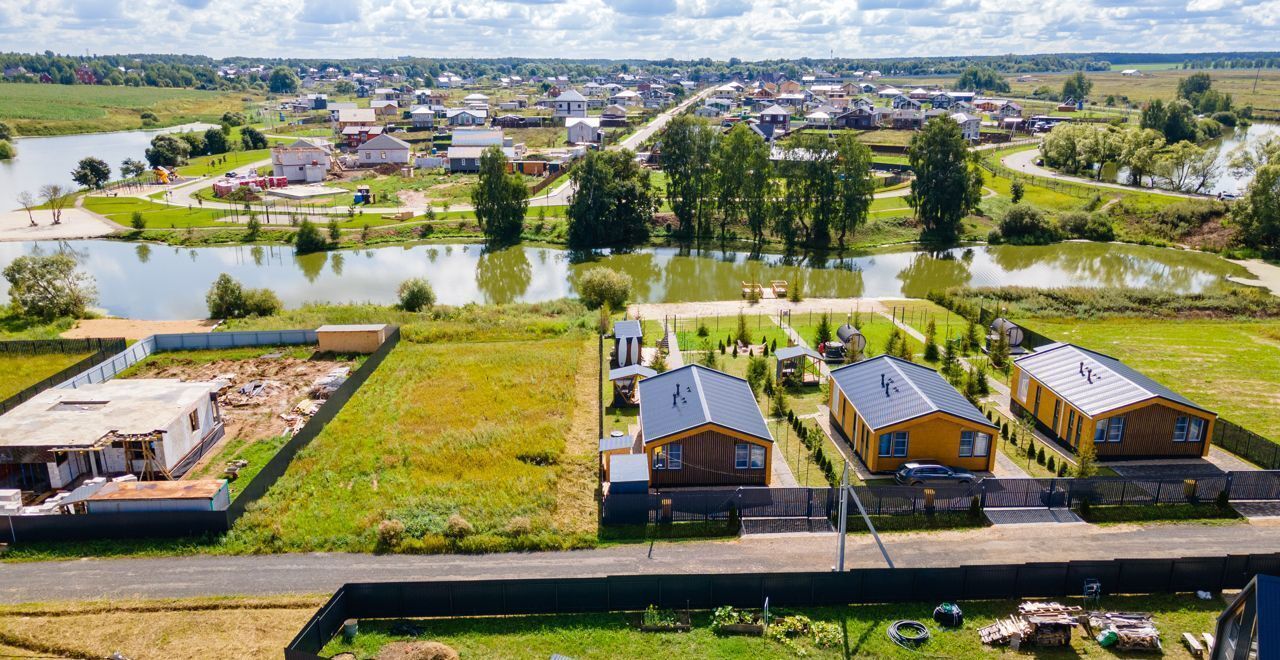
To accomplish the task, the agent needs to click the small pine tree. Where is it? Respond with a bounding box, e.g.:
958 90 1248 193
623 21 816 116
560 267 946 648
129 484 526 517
815 313 832 347
1036 447 1046 465
650 349 669 374
327 219 341 242
245 214 261 241
770 388 788 418
770 338 777 353
991 329 1011 370
731 343 739 358
1075 433 1098 477
735 312 750 347
130 210 146 231
1047 456 1056 472
788 277 803 303
963 318 980 353
940 338 961 382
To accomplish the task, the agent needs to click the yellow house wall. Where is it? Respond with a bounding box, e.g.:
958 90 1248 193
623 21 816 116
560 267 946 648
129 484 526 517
831 383 997 473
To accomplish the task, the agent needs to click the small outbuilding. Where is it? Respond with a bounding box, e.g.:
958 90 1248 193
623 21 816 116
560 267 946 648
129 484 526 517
986 318 1028 355
316 324 391 354
775 345 823 386
1213 573 1277 660
607 453 650 493
609 364 656 406
85 479 230 513
613 320 643 367
599 432 636 481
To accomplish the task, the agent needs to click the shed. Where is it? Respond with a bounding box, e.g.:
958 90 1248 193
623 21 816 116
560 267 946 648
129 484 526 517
607 454 650 493
836 323 867 358
599 432 636 481
316 324 390 354
775 345 823 386
987 318 1028 355
613 320 643 367
85 479 230 513
609 364 657 406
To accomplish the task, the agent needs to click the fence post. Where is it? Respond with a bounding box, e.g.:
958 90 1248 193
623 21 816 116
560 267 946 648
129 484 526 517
1154 480 1163 504
1224 472 1234 501
1119 480 1127 506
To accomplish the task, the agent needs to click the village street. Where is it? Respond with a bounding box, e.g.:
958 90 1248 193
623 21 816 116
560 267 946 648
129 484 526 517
3 518 1279 603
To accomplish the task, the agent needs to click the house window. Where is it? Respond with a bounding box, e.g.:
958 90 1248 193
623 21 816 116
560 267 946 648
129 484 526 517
1095 416 1126 443
1017 372 1030 402
1176 417 1206 443
735 443 766 469
960 431 992 457
380 151 387 160
666 444 682 470
879 432 908 457
1052 401 1061 432
1173 416 1189 442
188 410 200 432
1033 386 1042 417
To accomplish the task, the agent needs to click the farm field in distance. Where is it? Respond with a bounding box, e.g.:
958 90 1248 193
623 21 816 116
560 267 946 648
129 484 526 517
0 83 250 136
1014 317 1280 441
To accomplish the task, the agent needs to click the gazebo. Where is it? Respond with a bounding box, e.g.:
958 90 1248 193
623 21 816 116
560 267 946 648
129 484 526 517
775 345 824 385
609 364 657 406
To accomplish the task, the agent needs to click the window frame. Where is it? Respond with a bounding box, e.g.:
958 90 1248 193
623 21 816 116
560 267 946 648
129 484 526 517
735 443 750 470
1187 417 1205 443
188 409 200 433
1173 416 1189 442
749 444 766 470
666 443 682 470
1017 371 1030 402
879 431 909 458
960 431 974 457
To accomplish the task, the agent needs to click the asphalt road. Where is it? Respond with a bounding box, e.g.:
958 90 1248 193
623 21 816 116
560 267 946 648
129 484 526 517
3 518 1278 604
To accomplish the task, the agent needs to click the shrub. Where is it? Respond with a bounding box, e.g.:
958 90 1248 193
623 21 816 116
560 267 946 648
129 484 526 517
1010 181 1024 204
996 204 1058 245
376 519 406 549
0 139 13 160
1152 200 1228 235
1047 456 1056 472
3 253 97 320
130 210 146 230
745 356 769 394
241 287 282 317
398 278 436 312
205 273 281 319
444 513 474 540
576 267 632 310
504 516 533 537
1057 211 1115 241
1036 447 1046 465
293 218 329 254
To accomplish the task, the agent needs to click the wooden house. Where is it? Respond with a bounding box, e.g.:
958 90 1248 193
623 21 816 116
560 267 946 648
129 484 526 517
637 365 773 488
1011 343 1216 459
828 356 998 473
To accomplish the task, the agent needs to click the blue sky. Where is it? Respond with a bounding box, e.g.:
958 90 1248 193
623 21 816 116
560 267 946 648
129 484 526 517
0 0 1275 60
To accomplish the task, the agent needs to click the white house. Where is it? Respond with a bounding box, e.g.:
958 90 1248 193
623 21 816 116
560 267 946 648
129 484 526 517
0 379 224 492
950 112 981 142
446 108 487 126
609 90 642 107
566 117 602 144
357 133 412 167
271 138 332 183
553 89 588 118
410 106 435 129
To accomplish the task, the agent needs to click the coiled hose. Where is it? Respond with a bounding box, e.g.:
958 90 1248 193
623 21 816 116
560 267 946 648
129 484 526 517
888 619 931 650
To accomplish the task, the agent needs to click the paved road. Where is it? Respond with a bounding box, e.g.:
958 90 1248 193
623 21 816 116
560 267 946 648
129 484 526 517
1001 147 1207 200
3 519 1279 604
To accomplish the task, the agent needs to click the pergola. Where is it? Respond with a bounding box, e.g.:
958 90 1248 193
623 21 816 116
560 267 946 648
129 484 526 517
608 365 657 406
775 345 824 386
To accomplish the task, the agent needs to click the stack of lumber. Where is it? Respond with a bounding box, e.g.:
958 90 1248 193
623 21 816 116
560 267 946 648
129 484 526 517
1087 612 1162 652
979 602 1080 648
979 616 1030 646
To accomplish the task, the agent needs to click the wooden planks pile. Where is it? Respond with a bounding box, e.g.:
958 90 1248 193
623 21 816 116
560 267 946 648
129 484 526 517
1088 612 1161 652
979 602 1080 648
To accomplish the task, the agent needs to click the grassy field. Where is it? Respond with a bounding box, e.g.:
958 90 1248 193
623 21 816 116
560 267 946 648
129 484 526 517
0 351 92 400
0 83 249 136
175 147 271 177
1016 317 1280 441
324 593 1224 660
0 306 78 340
0 595 322 659
82 195 232 228
223 331 598 553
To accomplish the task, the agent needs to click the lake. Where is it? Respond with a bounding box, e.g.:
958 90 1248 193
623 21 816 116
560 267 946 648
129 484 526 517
0 240 1248 320
0 123 217 210
1209 121 1280 195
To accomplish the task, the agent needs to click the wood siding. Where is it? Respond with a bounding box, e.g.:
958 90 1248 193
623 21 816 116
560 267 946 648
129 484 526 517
646 428 770 488
830 385 998 473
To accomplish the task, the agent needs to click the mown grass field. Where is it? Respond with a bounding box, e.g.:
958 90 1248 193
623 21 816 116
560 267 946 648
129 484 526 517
175 147 272 177
224 330 598 553
1016 317 1280 440
0 351 92 400
324 593 1223 660
0 83 249 136
82 195 231 228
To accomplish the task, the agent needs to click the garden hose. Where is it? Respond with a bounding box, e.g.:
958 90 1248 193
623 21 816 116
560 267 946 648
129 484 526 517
888 619 932 650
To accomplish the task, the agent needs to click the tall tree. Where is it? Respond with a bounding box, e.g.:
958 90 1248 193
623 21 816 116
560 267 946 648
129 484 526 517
240 126 268 150
1233 163 1280 256
567 149 656 250
907 118 982 241
833 133 875 249
2 254 97 320
1061 71 1093 101
712 123 770 239
954 66 1010 93
268 66 300 94
471 146 528 244
144 134 190 168
71 157 111 190
775 131 838 248
661 115 717 238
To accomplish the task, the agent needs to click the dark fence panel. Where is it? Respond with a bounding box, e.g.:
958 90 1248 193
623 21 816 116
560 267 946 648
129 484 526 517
0 338 126 414
284 553 1280 658
1214 418 1280 470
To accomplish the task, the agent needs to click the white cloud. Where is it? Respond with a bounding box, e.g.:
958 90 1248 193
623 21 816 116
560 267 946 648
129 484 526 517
0 0 1275 59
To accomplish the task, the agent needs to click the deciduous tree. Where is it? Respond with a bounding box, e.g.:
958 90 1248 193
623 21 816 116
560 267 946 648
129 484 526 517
3 254 97 320
907 118 982 240
71 157 111 190
471 146 528 244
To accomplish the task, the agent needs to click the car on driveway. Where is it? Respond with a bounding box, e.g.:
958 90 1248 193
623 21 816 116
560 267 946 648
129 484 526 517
894 461 977 486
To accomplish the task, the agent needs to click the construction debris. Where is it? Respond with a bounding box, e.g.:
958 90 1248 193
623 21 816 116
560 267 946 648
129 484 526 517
979 602 1080 649
1087 612 1161 652
309 366 351 399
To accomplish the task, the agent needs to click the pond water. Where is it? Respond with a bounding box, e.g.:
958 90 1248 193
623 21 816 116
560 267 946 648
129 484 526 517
1209 121 1280 195
0 240 1247 320
0 123 217 210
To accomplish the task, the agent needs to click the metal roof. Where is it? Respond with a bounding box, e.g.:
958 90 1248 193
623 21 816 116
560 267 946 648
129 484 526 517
599 434 634 452
555 89 587 102
609 365 657 381
613 320 642 338
638 365 772 445
775 345 822 361
1013 343 1211 417
829 356 995 431
609 454 650 483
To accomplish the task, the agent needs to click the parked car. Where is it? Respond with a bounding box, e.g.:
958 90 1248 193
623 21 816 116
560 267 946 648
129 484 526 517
894 462 977 486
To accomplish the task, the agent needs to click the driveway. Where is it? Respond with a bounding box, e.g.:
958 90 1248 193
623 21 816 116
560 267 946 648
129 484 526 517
3 519 1280 604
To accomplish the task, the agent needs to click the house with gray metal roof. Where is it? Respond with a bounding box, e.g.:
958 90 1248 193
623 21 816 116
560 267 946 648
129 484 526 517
828 355 997 473
637 365 773 487
1011 343 1216 459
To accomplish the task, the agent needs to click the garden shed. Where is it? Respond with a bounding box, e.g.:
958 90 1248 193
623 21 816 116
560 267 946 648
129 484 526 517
835 323 867 361
607 454 650 494
1214 573 1277 660
775 345 823 385
85 479 230 513
316 324 390 354
987 318 1028 355
609 364 656 406
599 432 637 481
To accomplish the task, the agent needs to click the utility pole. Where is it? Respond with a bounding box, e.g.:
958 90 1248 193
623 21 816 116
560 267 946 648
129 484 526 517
836 463 848 571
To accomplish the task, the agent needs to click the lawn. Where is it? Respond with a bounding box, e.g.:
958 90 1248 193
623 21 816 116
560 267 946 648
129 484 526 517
0 307 78 340
1015 317 1280 441
671 314 791 353
223 333 599 554
0 83 249 136
323 593 1224 660
0 351 92 400
82 194 233 228
176 147 272 177
791 310 925 361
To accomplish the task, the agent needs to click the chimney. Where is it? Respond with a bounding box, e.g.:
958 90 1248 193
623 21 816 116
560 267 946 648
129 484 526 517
1086 368 1093 384
881 373 885 387
1079 361 1084 375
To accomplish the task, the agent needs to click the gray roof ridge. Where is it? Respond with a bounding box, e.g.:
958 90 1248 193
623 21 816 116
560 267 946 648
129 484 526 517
691 367 712 425
887 356 935 414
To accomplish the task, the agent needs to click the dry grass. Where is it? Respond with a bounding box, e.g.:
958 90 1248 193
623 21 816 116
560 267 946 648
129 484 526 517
0 595 323 660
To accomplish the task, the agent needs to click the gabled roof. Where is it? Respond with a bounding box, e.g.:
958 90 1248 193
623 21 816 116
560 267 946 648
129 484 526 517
555 89 586 102
1013 343 1212 417
358 133 410 150
638 365 772 445
614 320 642 338
610 365 657 381
775 345 822 361
759 104 790 116
566 117 601 128
829 356 994 432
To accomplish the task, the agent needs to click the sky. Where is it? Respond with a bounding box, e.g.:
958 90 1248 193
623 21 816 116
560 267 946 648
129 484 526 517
0 0 1277 61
